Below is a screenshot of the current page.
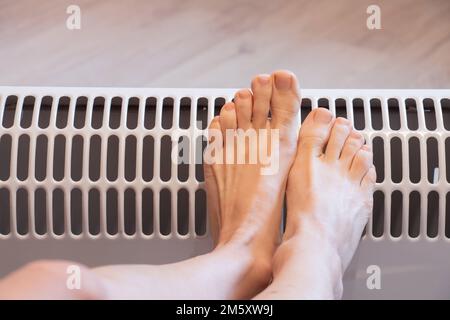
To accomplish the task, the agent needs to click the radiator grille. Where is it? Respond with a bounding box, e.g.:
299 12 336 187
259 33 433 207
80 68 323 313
0 87 449 241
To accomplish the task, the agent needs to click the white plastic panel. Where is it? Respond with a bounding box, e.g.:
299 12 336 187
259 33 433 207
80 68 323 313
1 87 450 299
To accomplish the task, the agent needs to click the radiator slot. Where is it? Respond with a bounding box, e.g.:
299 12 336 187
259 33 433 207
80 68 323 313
142 136 154 182
300 98 312 122
21 96 35 128
390 190 403 237
71 135 83 181
370 99 383 130
177 189 189 236
426 138 439 184
387 98 400 130
70 188 83 236
52 188 65 236
35 135 48 181
409 137 421 183
406 98 419 131
16 188 29 235
106 188 119 235
427 191 439 238
408 191 421 238
3 95 17 128
390 137 403 183
125 136 137 182
142 188 154 236
335 98 347 119
56 96 70 129
353 98 365 130
179 98 191 129
38 96 52 129
124 188 135 236
0 135 11 180
424 98 437 131
88 188 101 236
17 135 30 181
372 190 385 237
35 188 47 235
160 188 172 236
109 97 122 129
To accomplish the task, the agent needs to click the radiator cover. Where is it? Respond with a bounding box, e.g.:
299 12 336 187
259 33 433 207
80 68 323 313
1 87 450 299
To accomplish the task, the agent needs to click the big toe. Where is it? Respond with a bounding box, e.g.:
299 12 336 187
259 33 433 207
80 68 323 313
297 108 334 157
270 70 301 130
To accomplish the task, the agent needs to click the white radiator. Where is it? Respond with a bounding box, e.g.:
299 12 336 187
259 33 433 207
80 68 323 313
0 87 449 299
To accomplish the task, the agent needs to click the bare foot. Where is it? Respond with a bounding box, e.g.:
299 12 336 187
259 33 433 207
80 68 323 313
204 71 301 297
256 108 375 299
0 71 303 301
285 109 375 268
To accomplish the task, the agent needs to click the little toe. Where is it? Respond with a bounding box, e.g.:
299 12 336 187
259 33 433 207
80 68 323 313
361 166 377 190
340 130 365 169
349 145 373 183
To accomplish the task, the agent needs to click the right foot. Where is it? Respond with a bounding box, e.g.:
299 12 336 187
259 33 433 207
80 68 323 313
271 108 376 298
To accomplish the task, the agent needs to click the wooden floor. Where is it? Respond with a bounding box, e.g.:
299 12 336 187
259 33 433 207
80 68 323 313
0 0 449 89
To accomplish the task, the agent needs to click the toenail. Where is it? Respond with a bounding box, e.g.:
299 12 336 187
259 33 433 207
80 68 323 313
258 75 271 85
274 73 292 90
237 90 251 99
314 109 333 124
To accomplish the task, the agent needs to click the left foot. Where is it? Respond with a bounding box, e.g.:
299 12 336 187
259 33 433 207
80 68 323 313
204 71 301 296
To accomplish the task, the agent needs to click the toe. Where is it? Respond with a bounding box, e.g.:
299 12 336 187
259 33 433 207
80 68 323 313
234 89 253 130
270 70 301 129
219 102 237 142
349 145 373 183
297 108 334 157
340 130 365 169
207 116 222 146
251 74 272 129
361 166 377 190
324 117 352 161
205 118 222 245
204 116 223 166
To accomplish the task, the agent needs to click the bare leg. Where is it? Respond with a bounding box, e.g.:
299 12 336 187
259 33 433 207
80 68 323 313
0 71 301 300
255 108 376 300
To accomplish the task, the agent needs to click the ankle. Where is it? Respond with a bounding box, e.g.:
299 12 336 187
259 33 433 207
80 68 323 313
273 228 344 299
214 240 274 298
